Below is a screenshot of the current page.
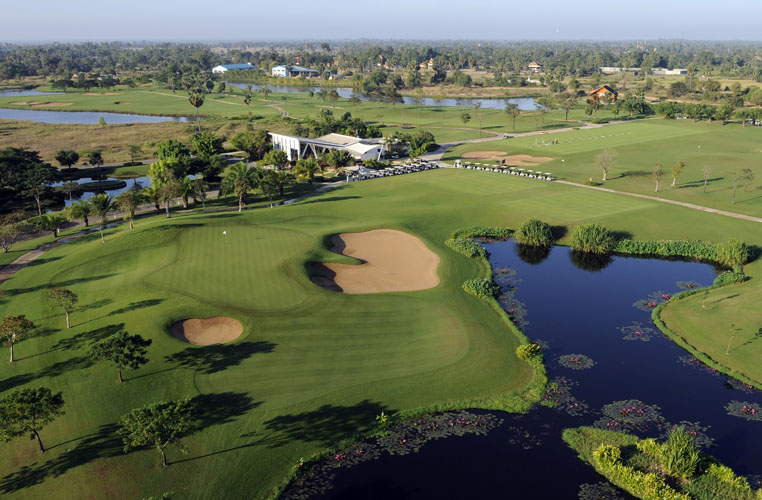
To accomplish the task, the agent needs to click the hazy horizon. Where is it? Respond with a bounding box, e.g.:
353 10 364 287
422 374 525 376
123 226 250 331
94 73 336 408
2 0 761 43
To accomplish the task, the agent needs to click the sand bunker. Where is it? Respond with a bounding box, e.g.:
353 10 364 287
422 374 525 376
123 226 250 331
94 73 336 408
33 102 73 107
83 92 122 96
462 151 553 167
312 229 440 294
171 317 243 345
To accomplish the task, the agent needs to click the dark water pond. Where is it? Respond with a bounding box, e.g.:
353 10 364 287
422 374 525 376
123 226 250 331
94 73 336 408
53 176 149 207
293 240 762 500
0 108 189 124
226 82 537 111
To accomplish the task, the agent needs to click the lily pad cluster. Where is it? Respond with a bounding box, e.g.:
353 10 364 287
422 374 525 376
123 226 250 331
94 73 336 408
558 354 596 371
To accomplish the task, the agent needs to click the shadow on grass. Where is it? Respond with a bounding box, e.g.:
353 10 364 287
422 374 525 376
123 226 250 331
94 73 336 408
263 400 389 448
0 423 122 494
550 225 568 240
77 298 115 313
0 355 95 393
299 196 362 205
110 298 164 316
52 323 124 352
3 274 119 297
165 341 276 375
24 256 63 267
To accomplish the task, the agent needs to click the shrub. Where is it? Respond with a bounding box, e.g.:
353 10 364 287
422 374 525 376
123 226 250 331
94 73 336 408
570 223 615 254
660 427 701 480
515 219 553 247
445 238 486 259
462 279 500 299
593 444 621 467
716 238 750 268
584 180 603 186
714 271 747 287
614 239 718 261
516 343 542 362
450 226 512 240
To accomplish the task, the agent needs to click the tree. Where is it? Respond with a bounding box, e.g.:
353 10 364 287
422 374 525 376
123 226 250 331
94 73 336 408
653 163 664 193
31 213 68 238
57 181 79 204
259 170 280 208
188 90 205 132
90 193 113 242
559 93 577 122
48 288 78 329
741 168 754 192
293 157 322 184
54 150 79 169
702 165 711 193
23 160 61 216
671 160 686 187
325 149 353 170
90 331 152 383
730 171 740 204
460 112 471 125
272 170 294 197
128 145 143 164
220 162 260 212
230 130 271 161
504 102 520 131
326 89 339 110
261 85 270 101
243 93 252 119
114 187 144 230
142 186 162 212
118 398 196 467
87 150 104 170
190 132 223 161
0 387 64 453
156 139 190 164
177 176 197 209
192 177 209 212
0 315 36 363
716 104 735 125
0 212 27 254
596 148 617 182
67 199 91 227
261 150 288 170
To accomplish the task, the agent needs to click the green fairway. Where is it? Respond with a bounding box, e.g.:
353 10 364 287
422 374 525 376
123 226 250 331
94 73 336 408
1 169 761 499
446 119 762 217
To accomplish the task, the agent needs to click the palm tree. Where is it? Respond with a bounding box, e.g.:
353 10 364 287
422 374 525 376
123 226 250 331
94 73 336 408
325 150 353 171
192 177 209 212
188 90 205 132
243 93 252 120
114 187 143 230
504 102 520 131
294 158 323 184
220 162 260 212
273 170 295 197
142 186 161 212
90 193 113 243
67 199 90 227
177 176 197 209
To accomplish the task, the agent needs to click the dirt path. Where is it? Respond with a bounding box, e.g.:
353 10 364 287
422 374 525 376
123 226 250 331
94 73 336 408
555 180 762 224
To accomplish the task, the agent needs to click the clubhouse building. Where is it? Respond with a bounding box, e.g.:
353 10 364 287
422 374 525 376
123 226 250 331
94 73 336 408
212 63 257 73
269 132 386 162
271 65 321 78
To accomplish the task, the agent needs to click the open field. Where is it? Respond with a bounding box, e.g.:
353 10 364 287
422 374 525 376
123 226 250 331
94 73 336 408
445 119 762 217
1 168 761 499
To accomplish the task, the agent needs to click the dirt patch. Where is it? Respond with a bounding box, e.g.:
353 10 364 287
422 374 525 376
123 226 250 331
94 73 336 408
171 317 243 345
312 229 440 294
32 102 73 107
462 151 553 167
83 92 122 96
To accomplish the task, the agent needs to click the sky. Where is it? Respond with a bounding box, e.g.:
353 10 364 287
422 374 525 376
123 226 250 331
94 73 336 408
2 0 762 42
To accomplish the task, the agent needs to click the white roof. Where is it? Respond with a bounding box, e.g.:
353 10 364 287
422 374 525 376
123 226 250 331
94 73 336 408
345 142 382 156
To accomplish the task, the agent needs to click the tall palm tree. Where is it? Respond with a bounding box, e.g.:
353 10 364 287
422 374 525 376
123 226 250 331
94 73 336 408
142 186 161 212
114 187 143 230
220 162 260 212
90 193 113 243
273 170 295 197
243 93 252 120
67 199 91 227
188 90 205 132
294 158 322 184
177 176 197 209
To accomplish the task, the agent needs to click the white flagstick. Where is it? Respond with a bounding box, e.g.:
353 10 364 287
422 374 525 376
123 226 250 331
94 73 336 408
222 230 228 244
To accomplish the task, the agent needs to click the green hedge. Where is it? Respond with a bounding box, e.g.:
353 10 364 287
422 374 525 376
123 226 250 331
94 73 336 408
462 279 500 299
713 271 747 287
445 238 487 259
614 239 718 261
450 226 512 240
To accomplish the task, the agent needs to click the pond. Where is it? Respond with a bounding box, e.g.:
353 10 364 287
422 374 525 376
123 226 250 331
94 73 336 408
54 176 150 207
287 240 762 499
0 107 190 125
0 88 61 97
226 82 537 111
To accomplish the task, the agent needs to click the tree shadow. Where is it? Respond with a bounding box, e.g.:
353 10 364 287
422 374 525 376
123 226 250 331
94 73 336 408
611 230 633 241
164 341 276 375
678 177 723 189
550 225 568 240
191 392 261 429
0 355 95 392
4 274 118 297
24 256 63 267
0 423 122 494
52 323 124 352
618 170 650 178
263 400 389 448
110 298 164 316
77 298 114 313
300 196 362 205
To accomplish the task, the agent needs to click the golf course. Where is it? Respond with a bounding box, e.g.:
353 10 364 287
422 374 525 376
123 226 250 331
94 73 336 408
1 156 761 498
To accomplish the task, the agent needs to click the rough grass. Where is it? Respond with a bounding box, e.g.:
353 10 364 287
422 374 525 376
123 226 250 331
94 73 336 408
1 169 761 499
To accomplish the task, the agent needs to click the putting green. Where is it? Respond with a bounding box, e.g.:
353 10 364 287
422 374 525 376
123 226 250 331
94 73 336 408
1 169 760 499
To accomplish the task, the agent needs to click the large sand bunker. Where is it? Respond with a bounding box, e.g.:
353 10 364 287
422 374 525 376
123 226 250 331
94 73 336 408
9 101 73 107
462 151 553 167
171 317 243 345
313 229 440 294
